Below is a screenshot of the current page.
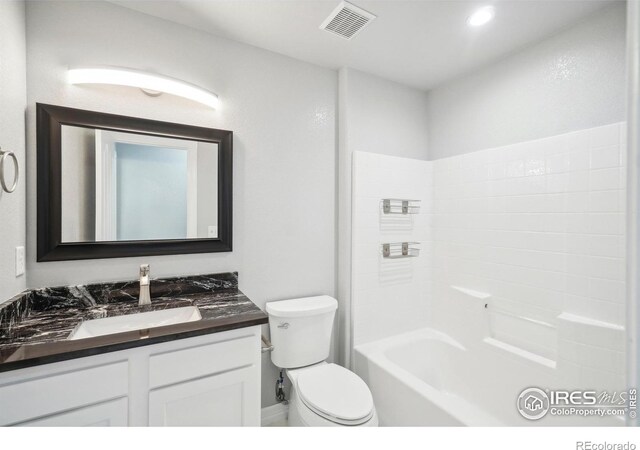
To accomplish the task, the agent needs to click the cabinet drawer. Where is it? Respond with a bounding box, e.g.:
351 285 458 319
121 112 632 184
0 361 128 426
149 334 257 388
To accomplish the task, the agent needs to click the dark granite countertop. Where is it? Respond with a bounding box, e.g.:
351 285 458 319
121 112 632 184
0 272 268 372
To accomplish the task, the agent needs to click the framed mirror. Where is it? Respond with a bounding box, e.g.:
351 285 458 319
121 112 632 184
37 103 232 261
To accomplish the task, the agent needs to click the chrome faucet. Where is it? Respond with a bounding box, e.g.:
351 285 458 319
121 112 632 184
139 264 151 306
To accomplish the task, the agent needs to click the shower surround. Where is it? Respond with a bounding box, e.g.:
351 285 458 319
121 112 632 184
352 122 627 425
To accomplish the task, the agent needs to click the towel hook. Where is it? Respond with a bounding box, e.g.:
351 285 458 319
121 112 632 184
0 147 19 194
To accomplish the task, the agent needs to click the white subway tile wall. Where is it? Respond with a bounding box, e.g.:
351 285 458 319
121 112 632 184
432 123 626 387
352 122 626 391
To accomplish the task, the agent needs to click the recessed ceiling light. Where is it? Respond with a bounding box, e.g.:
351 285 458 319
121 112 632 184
467 6 495 27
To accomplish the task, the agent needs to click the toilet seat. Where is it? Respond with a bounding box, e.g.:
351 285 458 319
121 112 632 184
295 363 374 426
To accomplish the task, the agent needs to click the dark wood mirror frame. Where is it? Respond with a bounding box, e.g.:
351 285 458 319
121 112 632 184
36 103 233 262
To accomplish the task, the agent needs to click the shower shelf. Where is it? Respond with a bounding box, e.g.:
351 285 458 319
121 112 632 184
382 242 420 259
382 199 421 215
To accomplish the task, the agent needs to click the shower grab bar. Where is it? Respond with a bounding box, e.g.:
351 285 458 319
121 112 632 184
382 199 421 215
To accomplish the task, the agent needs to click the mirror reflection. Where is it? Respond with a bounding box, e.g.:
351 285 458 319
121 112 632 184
61 125 219 243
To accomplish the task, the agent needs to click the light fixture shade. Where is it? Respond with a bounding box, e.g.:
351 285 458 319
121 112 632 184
68 66 219 110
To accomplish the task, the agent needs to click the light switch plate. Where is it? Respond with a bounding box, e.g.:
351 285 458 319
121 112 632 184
15 246 25 277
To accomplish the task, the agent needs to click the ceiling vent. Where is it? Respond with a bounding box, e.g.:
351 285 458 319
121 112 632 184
320 1 376 40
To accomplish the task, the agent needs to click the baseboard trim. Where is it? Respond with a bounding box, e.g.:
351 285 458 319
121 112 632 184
261 402 289 427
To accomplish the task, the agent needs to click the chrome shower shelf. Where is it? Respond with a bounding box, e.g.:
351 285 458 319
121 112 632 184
382 242 420 259
382 199 420 215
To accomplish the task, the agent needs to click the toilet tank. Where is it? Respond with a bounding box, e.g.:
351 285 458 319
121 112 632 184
266 296 338 369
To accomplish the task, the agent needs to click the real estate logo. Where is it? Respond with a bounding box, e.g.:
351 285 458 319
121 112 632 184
517 387 636 421
517 387 550 420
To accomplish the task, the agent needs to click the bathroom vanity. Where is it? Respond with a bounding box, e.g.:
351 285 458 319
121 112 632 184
0 272 268 426
0 104 260 426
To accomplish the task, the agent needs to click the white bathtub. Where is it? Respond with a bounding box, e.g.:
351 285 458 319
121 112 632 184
354 328 623 426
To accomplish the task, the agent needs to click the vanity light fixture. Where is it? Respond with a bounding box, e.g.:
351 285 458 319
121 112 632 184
466 5 495 27
67 67 219 110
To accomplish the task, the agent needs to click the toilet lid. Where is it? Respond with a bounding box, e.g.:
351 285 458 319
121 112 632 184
297 364 374 423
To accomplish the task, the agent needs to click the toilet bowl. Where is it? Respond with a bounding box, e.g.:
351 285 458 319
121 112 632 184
266 296 378 427
286 362 378 426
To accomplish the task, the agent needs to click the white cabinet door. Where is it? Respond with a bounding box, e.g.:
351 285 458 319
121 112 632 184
17 398 128 427
149 366 259 426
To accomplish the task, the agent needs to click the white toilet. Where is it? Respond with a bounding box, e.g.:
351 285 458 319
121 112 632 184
266 295 378 427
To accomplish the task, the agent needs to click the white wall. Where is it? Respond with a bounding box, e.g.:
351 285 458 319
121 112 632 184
0 1 27 302
426 2 627 160
341 69 430 162
337 67 429 366
25 0 337 408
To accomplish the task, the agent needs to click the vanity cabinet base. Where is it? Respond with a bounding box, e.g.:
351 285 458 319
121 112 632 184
0 326 261 427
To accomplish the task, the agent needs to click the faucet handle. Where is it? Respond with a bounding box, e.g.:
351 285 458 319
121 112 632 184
140 264 150 277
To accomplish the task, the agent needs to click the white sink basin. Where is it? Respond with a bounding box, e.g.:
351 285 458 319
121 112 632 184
68 306 202 340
